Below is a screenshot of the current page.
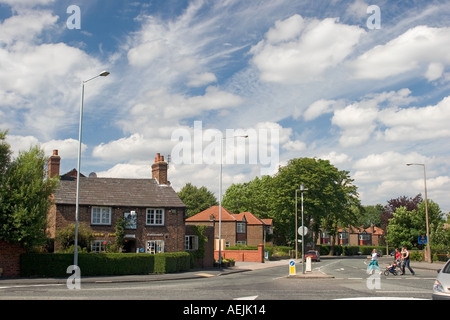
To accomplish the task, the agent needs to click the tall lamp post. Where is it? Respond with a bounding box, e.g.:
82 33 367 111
406 163 431 263
218 134 248 268
295 185 307 272
74 71 110 267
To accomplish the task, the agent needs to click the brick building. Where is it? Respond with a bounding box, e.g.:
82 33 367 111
185 206 273 248
47 151 187 254
318 225 385 247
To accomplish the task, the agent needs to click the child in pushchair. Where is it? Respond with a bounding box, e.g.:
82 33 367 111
384 261 398 276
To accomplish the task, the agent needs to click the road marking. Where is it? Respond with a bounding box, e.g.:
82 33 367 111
234 295 258 300
195 273 216 278
0 284 64 289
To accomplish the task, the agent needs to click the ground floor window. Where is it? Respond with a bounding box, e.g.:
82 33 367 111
185 235 198 251
146 240 164 254
91 240 108 253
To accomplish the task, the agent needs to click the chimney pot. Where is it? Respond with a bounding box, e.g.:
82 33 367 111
152 153 168 184
48 149 61 179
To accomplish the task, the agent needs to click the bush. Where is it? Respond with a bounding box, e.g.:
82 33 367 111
20 252 191 277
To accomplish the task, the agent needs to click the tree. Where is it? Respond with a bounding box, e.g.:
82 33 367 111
223 158 360 246
386 200 445 248
0 133 58 250
222 175 274 217
177 183 218 217
357 204 384 228
381 194 422 230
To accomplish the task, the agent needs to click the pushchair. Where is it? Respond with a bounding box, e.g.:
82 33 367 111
383 262 398 276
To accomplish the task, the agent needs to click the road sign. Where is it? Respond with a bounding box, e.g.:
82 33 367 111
418 235 427 244
298 226 308 236
289 259 296 275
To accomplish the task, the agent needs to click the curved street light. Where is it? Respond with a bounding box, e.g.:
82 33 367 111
74 71 110 267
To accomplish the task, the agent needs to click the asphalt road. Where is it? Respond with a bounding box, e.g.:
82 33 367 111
0 257 437 301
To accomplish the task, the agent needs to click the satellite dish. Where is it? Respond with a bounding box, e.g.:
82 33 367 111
89 172 97 178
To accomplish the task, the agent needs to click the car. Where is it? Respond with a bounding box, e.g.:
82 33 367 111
304 250 320 262
432 259 450 300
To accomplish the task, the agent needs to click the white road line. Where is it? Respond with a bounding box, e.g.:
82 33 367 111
0 284 64 289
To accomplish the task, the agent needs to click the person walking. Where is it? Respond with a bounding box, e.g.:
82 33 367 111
400 246 415 276
368 248 381 274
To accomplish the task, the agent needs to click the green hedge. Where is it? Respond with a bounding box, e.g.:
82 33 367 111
20 252 191 277
318 245 387 256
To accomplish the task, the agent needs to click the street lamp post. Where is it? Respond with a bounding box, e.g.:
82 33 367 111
295 185 307 272
218 134 248 268
406 163 431 263
300 184 307 274
74 71 109 267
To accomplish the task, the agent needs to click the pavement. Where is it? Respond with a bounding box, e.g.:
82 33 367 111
0 257 445 286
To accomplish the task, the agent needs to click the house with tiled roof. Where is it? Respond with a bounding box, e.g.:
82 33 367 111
185 206 273 248
318 225 384 247
47 151 187 254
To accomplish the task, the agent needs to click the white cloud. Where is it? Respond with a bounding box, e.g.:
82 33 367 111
332 102 378 147
251 15 365 83
0 9 106 140
351 26 450 81
187 72 217 87
302 99 344 121
379 95 450 141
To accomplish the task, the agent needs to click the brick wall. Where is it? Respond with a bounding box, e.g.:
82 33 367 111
246 225 264 246
53 204 185 253
215 244 265 263
185 225 214 268
0 241 26 277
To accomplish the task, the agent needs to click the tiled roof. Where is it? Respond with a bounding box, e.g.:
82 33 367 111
53 177 185 208
186 206 272 226
185 206 237 222
233 212 265 225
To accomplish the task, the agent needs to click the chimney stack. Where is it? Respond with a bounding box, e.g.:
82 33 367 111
152 153 168 185
47 149 61 179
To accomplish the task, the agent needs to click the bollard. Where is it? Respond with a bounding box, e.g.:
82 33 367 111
306 257 312 272
289 259 296 276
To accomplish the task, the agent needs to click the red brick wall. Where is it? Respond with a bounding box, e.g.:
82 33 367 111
0 241 26 277
215 244 265 263
53 204 185 253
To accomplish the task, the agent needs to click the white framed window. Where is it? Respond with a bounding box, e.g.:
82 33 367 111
339 232 349 239
91 240 108 253
236 241 247 245
359 234 371 241
236 222 246 234
185 235 198 251
146 240 164 254
91 207 111 225
146 208 165 226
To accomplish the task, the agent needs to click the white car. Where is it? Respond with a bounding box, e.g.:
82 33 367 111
432 259 450 300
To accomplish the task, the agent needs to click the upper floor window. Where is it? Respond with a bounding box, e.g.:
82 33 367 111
91 207 111 225
124 211 137 229
236 222 246 233
146 208 165 226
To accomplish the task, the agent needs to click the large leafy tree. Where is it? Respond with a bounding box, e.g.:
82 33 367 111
177 182 218 217
222 175 274 217
386 200 445 248
0 131 58 250
223 157 360 246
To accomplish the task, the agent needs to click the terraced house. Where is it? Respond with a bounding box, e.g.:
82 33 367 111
47 151 186 254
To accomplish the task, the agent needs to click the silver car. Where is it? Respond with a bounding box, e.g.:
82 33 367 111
432 259 450 300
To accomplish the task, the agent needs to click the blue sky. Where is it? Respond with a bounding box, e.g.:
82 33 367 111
1 0 450 214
